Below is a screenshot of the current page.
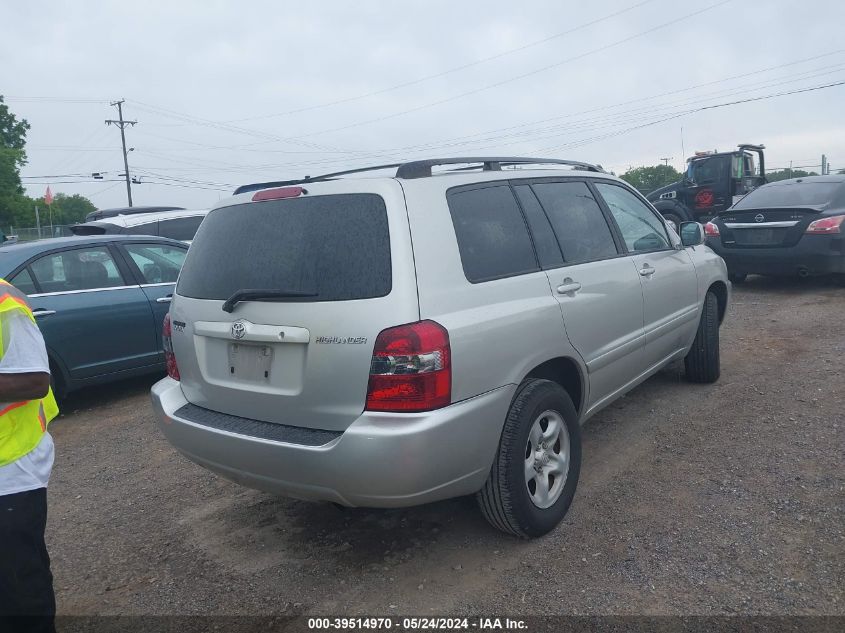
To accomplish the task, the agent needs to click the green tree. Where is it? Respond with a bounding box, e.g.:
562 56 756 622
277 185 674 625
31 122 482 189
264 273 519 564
765 169 818 183
619 164 682 195
31 193 96 225
0 95 32 227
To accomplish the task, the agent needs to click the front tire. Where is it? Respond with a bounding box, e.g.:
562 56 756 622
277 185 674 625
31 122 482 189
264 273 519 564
685 291 720 383
477 379 581 538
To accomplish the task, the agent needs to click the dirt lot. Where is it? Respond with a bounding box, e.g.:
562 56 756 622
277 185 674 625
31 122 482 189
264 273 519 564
46 277 844 617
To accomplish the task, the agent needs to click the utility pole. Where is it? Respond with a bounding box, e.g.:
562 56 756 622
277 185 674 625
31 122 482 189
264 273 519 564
821 154 828 175
105 99 137 207
660 157 673 167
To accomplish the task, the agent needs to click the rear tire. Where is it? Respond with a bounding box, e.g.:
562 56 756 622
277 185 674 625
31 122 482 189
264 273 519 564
685 291 720 383
728 272 747 284
477 379 581 538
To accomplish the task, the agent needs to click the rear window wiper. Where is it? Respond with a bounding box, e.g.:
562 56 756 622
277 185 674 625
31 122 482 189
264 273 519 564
222 288 318 313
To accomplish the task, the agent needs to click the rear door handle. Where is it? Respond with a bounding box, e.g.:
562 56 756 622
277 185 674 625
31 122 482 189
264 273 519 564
156 295 172 304
32 309 57 317
639 265 655 277
556 279 582 295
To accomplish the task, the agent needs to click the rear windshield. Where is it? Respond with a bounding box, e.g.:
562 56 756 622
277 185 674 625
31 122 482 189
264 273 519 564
734 182 841 208
177 193 391 302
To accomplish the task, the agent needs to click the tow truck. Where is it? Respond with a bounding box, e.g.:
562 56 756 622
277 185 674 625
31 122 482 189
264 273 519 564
647 144 767 230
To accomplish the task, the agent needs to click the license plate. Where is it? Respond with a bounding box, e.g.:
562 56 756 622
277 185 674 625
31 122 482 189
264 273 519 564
228 343 273 381
734 228 784 245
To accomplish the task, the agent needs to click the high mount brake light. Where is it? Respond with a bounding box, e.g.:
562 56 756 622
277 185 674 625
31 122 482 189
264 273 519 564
704 221 720 237
365 320 451 413
251 186 306 202
162 313 180 381
805 214 844 234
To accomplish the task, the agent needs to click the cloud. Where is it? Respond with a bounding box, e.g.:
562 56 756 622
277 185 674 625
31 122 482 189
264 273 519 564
2 0 843 210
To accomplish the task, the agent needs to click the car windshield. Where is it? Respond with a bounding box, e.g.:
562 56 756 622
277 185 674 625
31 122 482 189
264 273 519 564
733 181 841 209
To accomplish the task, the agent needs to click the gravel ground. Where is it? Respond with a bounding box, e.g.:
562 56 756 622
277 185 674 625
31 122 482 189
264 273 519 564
45 276 844 617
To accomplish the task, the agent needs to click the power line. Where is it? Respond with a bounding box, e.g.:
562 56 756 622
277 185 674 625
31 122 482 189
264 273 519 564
534 80 845 153
224 0 659 123
287 0 732 139
124 1 729 150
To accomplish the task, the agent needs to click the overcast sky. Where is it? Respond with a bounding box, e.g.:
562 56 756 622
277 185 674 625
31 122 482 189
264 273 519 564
3 0 844 212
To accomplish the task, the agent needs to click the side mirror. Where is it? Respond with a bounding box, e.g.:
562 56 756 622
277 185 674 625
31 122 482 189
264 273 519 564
679 221 705 247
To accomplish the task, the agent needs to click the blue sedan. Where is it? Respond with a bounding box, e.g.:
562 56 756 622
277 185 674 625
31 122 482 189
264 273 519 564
0 235 188 398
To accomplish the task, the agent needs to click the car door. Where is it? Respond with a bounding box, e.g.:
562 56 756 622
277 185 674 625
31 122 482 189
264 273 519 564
593 182 700 370
117 241 189 356
515 181 646 412
12 244 158 379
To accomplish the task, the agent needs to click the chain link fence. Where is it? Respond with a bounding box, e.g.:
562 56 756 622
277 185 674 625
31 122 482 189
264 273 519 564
4 225 74 242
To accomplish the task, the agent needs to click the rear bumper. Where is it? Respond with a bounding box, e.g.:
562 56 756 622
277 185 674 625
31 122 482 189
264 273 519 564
151 378 514 507
706 235 845 276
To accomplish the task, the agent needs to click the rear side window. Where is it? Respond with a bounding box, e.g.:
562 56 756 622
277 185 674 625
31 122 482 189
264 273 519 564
122 222 159 236
158 216 204 241
447 185 539 283
29 247 125 293
9 268 37 294
177 194 391 302
530 181 618 264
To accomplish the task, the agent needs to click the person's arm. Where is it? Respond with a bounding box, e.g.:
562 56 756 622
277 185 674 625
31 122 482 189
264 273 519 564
0 371 50 402
0 311 52 402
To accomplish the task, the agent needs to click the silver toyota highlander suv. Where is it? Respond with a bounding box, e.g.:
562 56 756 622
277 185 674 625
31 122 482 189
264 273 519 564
151 157 729 537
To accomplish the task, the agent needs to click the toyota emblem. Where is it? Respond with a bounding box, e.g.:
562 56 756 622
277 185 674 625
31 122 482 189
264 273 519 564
754 213 765 223
231 320 246 339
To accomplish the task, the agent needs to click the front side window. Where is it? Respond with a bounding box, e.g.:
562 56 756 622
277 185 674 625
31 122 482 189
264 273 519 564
447 185 539 283
687 155 730 185
595 183 670 253
530 181 618 265
29 247 125 293
124 244 187 284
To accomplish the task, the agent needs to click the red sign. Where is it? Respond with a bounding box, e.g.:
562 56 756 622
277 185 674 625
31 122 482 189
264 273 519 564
694 188 714 208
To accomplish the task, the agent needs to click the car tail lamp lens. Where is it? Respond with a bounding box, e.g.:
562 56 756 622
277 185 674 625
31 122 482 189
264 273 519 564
704 221 720 237
162 313 180 381
805 214 844 234
252 186 305 202
366 320 451 412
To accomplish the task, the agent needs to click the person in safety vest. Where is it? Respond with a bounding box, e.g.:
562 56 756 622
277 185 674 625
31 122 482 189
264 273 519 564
0 279 59 631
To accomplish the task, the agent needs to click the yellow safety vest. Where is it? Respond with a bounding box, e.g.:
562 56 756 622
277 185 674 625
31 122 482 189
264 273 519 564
0 279 59 468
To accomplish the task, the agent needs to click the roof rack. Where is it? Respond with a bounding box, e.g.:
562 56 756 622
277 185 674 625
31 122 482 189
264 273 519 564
395 157 605 178
233 157 604 195
84 205 186 222
232 164 405 195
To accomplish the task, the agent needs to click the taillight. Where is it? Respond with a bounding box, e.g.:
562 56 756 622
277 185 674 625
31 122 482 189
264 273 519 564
805 214 844 234
704 221 720 237
365 320 451 412
162 313 180 381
